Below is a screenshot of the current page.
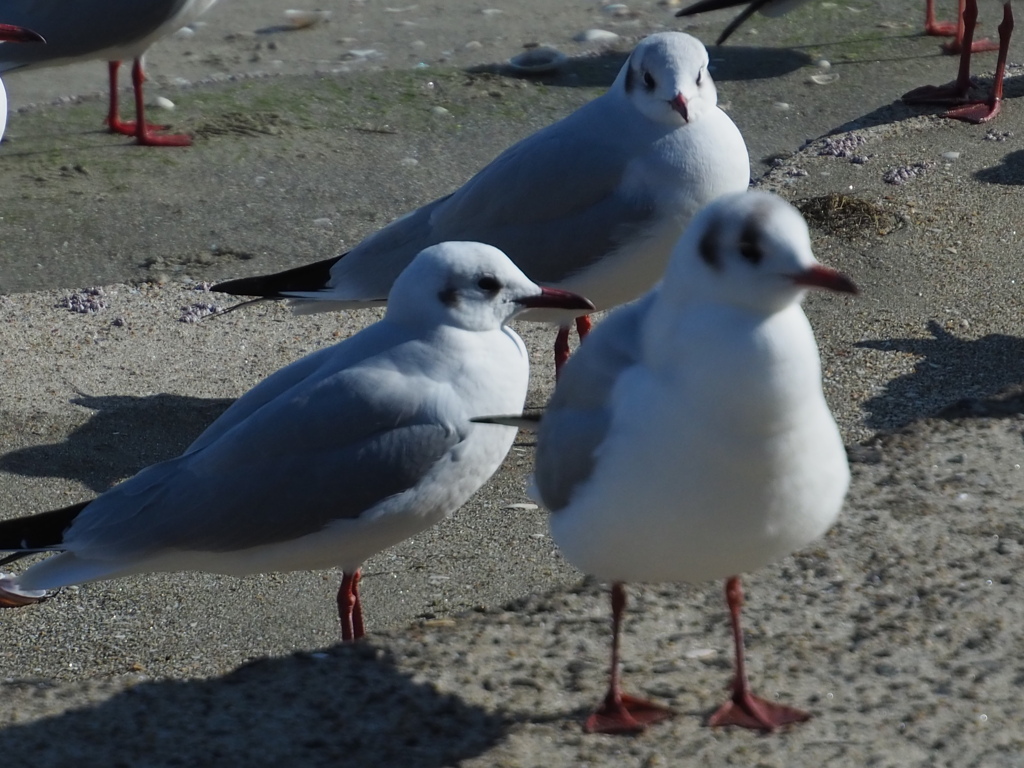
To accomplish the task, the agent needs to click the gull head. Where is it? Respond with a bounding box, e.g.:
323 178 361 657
387 242 594 332
663 190 857 315
616 32 718 126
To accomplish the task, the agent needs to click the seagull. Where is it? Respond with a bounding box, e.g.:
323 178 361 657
0 0 220 146
676 0 997 52
530 190 855 733
212 32 750 375
904 1 1013 123
675 0 812 45
0 23 44 143
0 242 593 642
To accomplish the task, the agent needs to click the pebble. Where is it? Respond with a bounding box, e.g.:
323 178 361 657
463 40 483 51
602 3 632 17
399 157 419 167
430 106 451 117
809 73 840 85
173 26 196 40
283 9 332 28
942 151 961 161
574 29 619 43
151 96 175 111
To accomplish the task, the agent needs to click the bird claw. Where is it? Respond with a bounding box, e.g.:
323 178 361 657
583 693 674 735
706 690 811 731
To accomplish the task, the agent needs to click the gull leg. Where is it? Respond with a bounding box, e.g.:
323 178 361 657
584 582 674 734
944 2 1012 122
940 0 999 53
129 58 192 146
706 576 811 731
554 325 571 378
337 569 365 642
904 0 981 103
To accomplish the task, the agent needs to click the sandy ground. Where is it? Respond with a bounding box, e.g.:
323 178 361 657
2 0 1024 765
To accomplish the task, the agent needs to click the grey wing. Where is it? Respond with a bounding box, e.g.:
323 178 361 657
428 103 660 284
0 0 191 68
534 294 653 511
65 363 464 557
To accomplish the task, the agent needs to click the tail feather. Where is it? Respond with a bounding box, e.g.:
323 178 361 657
212 253 346 298
0 500 90 553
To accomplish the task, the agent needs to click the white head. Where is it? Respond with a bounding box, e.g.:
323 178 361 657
662 190 857 315
612 31 718 126
387 242 594 332
0 24 45 144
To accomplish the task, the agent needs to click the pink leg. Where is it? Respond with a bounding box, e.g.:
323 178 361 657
336 569 365 642
944 2 1012 122
584 582 674 734
554 325 571 378
553 315 593 379
925 0 959 37
904 0 982 103
940 0 999 53
706 576 811 731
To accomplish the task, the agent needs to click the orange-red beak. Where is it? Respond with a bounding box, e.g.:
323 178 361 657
792 265 858 294
671 93 689 122
516 286 595 312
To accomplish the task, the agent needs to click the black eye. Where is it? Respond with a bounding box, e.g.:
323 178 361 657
642 71 656 90
738 233 762 265
477 276 501 293
696 69 703 86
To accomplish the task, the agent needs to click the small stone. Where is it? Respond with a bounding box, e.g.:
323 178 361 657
463 40 483 51
574 29 619 43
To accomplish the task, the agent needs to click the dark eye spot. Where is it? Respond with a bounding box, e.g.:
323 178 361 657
477 276 501 293
698 227 721 270
696 69 703 86
642 71 656 90
738 223 762 265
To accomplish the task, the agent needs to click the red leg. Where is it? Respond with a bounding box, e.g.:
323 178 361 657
706 576 811 731
925 0 959 37
336 569 365 642
554 325 571 379
584 582 674 734
904 0 981 103
554 315 593 378
944 2 1012 122
129 58 192 146
940 0 999 53
575 314 592 344
106 61 135 136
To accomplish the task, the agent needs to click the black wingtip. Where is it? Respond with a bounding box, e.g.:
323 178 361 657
0 500 91 553
211 253 347 298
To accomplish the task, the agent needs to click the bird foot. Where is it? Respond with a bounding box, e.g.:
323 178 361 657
706 690 811 732
0 576 48 608
584 693 674 735
943 98 1002 123
108 119 192 147
925 20 958 37
941 36 1000 54
135 131 193 147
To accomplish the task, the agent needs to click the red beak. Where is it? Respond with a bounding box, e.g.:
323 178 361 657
0 24 45 44
792 265 858 294
671 93 689 122
516 286 595 312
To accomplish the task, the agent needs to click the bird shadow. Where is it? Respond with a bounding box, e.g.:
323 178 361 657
0 393 233 493
466 45 810 91
0 643 506 768
856 320 1024 430
974 148 1024 186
